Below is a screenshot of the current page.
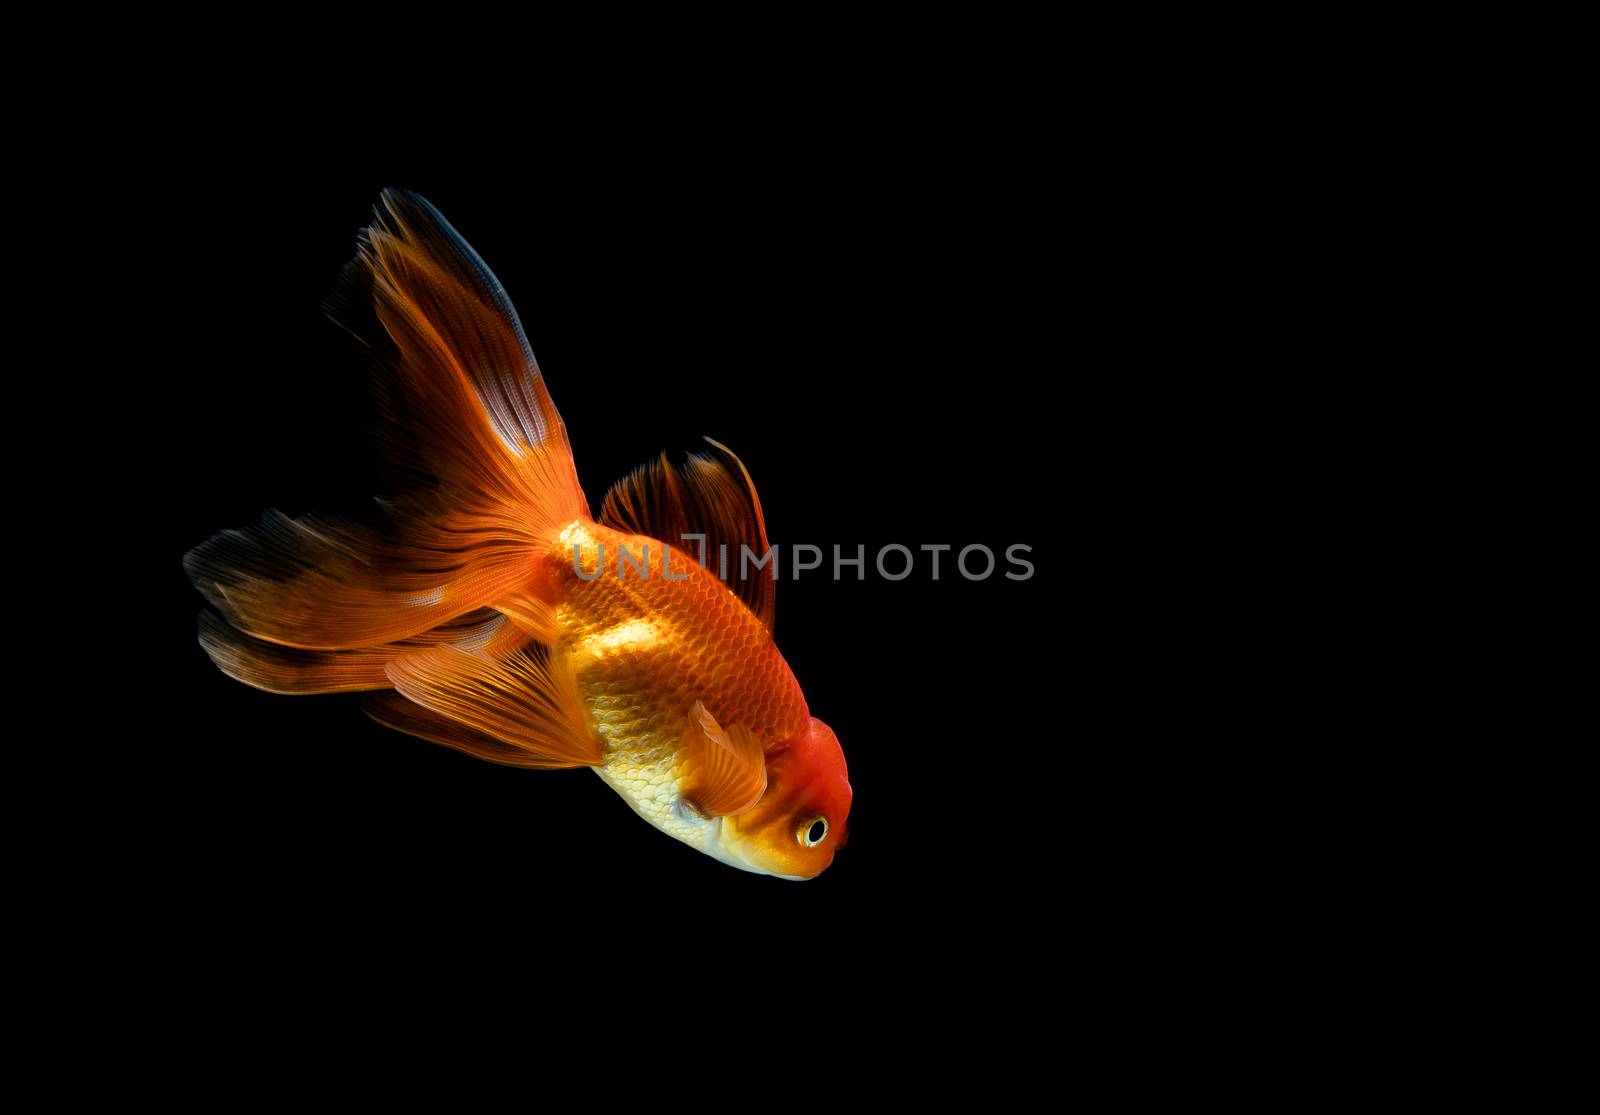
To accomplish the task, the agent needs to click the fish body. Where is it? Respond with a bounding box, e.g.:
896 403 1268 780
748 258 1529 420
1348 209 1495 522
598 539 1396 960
186 190 851 879
558 522 808 860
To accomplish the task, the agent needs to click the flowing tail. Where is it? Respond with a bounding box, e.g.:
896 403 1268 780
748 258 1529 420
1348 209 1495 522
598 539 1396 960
186 190 599 767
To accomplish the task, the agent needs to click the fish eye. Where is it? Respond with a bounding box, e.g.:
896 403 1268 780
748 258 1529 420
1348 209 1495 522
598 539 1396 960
796 815 828 847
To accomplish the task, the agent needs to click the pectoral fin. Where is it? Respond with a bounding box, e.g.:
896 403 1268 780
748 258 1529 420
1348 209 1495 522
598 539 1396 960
680 701 768 816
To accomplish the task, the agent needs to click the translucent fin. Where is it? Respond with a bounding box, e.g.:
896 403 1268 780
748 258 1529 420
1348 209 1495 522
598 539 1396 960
680 701 768 816
493 588 561 644
324 188 588 521
385 644 603 768
599 438 775 632
185 189 588 652
185 511 538 650
197 609 523 695
363 691 568 769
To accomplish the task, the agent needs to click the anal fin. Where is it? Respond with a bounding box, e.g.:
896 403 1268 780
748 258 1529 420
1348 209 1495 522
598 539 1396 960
364 691 572 769
494 588 561 644
385 644 603 768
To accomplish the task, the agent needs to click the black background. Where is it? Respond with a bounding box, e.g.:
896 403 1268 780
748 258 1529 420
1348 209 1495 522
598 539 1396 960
134 146 1125 995
24 40 1363 1079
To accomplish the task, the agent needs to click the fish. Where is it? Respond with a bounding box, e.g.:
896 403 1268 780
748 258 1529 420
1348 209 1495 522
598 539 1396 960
185 189 852 879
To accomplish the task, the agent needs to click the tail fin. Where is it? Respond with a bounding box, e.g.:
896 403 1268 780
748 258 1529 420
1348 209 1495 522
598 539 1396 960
196 608 525 695
185 190 586 651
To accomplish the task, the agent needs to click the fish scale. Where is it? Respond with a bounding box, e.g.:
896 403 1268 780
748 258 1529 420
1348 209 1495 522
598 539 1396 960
551 521 809 843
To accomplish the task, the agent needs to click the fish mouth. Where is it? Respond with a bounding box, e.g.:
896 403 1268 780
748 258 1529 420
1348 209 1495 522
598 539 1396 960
709 818 810 881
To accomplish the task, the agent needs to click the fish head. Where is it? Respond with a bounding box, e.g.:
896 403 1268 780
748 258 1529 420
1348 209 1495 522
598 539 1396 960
716 716 852 880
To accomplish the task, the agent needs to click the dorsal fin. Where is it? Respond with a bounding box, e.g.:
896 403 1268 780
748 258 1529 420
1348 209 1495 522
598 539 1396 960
599 439 776 633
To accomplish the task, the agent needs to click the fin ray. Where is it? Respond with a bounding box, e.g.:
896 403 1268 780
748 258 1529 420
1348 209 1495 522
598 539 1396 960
197 609 525 694
364 691 567 768
680 701 768 816
599 439 776 632
186 188 588 652
385 644 602 768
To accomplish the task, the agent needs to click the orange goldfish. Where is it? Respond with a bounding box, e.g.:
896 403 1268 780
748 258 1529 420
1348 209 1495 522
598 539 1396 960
186 189 851 879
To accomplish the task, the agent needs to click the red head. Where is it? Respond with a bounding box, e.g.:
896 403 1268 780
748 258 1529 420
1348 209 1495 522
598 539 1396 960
716 717 852 879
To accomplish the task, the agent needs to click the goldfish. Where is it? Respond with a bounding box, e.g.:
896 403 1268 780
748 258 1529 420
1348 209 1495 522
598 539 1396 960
185 189 851 879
